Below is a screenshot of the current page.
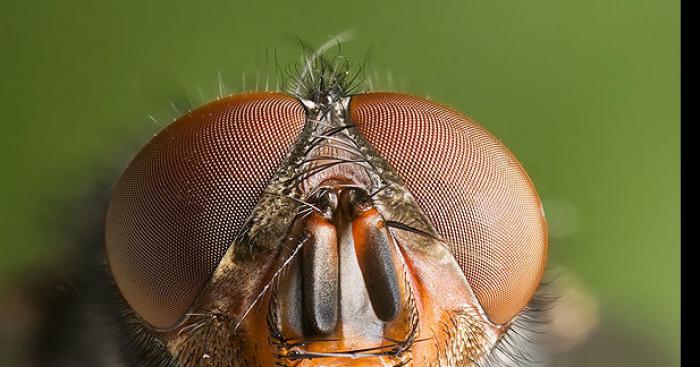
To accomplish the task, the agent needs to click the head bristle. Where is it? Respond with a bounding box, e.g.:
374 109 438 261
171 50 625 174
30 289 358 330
284 36 366 105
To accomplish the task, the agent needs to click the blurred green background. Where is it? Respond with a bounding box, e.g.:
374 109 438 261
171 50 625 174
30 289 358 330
0 0 679 365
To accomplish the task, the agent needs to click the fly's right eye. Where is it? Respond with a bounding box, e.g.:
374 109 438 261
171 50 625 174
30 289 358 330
105 93 305 329
350 93 548 325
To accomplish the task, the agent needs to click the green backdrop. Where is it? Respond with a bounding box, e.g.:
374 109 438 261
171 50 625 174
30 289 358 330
0 1 679 365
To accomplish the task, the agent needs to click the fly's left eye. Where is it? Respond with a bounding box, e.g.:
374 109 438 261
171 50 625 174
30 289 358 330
105 93 305 329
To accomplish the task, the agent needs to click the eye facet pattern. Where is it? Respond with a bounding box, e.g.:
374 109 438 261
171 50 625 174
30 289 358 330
105 93 305 329
350 92 548 325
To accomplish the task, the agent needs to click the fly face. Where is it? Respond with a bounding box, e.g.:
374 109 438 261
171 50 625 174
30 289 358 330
105 53 548 366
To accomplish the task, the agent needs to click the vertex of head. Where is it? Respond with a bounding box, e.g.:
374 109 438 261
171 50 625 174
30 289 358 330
284 47 365 109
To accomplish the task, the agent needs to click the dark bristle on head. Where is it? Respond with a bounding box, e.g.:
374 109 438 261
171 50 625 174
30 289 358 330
283 41 367 104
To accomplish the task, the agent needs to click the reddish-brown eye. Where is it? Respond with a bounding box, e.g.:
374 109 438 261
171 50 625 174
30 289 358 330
105 93 305 329
350 93 548 325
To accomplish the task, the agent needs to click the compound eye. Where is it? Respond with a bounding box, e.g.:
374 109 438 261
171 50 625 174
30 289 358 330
105 93 305 329
350 93 548 325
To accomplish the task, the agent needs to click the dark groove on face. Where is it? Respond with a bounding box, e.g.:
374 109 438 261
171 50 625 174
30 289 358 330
301 213 340 336
276 255 304 339
350 206 402 322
